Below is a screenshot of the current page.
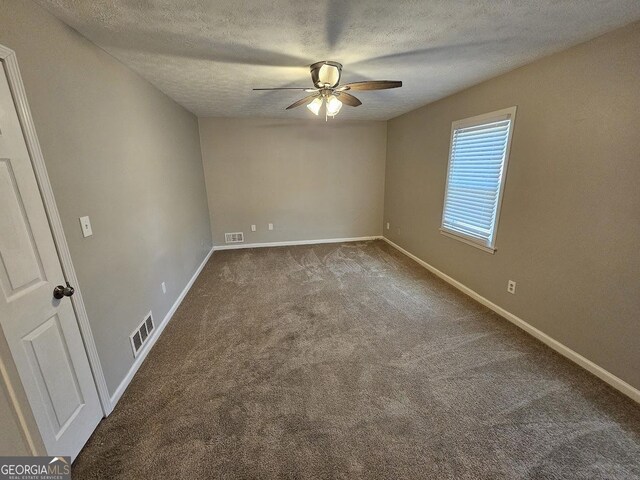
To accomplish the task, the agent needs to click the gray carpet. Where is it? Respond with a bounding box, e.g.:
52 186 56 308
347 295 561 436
73 240 640 479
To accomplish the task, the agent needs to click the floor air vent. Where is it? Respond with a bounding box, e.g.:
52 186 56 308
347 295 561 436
225 232 244 243
130 312 155 357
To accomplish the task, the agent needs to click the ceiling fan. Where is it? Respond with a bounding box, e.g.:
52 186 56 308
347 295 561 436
253 61 402 119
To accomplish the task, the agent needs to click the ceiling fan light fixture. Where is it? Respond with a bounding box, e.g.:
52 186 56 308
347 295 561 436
326 95 342 116
307 97 323 115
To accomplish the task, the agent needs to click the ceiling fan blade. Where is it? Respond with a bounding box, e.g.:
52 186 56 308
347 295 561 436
253 87 316 91
337 92 362 107
338 80 402 91
286 95 320 110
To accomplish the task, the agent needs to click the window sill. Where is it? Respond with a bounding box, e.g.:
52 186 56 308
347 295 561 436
439 229 496 254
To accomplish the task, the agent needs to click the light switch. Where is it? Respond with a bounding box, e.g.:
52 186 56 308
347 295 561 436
79 216 93 237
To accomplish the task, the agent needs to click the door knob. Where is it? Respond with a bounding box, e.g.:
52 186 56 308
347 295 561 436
53 282 75 300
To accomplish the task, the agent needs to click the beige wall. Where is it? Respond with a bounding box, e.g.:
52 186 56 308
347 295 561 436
199 117 386 245
0 384 30 455
384 21 640 389
0 0 212 401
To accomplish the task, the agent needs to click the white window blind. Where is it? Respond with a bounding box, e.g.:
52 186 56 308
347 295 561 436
441 107 516 252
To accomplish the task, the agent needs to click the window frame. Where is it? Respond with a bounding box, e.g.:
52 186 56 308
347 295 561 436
440 106 517 254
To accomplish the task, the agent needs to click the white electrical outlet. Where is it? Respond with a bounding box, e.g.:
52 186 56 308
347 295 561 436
251 224 256 232
161 282 167 294
268 223 274 231
79 216 93 237
386 222 390 230
507 280 516 294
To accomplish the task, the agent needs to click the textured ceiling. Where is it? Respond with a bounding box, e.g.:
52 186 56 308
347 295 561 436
37 0 640 120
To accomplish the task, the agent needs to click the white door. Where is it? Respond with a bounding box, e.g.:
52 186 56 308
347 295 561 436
0 63 102 459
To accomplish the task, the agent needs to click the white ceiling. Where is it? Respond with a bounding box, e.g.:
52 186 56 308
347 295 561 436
38 0 640 121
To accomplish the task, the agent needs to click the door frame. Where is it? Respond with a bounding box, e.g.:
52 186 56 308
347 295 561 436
0 45 112 417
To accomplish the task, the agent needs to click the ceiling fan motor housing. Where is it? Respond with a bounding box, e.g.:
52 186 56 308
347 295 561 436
311 61 342 88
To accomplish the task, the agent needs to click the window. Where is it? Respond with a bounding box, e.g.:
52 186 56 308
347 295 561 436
441 107 517 253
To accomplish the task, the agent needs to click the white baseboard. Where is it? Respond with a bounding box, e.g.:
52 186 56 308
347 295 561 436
213 236 382 251
381 237 640 404
108 246 215 412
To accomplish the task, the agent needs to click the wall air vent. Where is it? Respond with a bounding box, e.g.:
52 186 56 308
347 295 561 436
225 232 244 243
130 312 155 357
